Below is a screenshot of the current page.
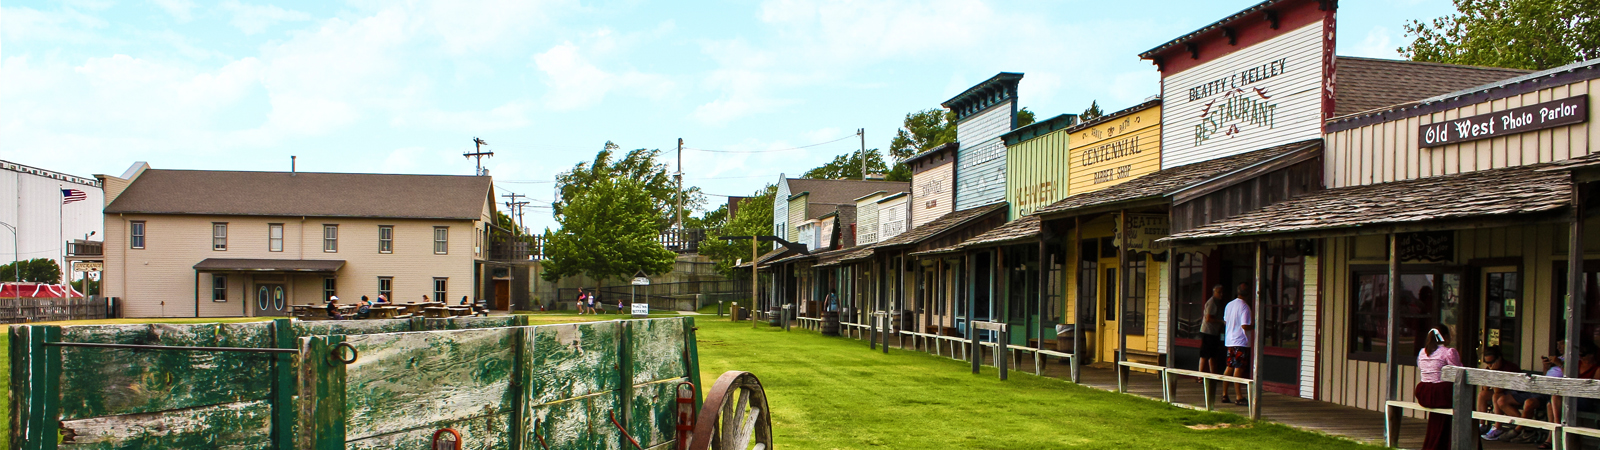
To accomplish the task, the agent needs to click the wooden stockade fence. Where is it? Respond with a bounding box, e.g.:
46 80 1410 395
11 315 705 449
0 297 111 324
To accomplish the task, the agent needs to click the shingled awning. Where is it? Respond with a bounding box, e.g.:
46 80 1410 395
840 202 1008 262
1161 163 1572 245
955 214 1042 250
1036 140 1320 218
736 247 795 269
193 258 346 272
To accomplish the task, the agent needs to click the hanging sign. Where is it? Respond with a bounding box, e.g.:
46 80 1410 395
1397 231 1454 262
1419 95 1588 148
71 261 102 273
1114 214 1171 253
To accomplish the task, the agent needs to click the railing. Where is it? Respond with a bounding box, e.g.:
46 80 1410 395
66 240 102 257
488 233 544 261
659 228 709 253
555 279 752 312
1382 366 1600 449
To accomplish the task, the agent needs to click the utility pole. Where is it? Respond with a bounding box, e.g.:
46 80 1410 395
465 137 495 176
858 128 866 180
502 192 528 232
676 138 684 229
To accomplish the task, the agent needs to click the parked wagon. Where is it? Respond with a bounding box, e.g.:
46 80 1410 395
10 316 773 450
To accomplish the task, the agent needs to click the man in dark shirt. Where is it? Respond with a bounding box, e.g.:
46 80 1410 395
326 296 344 320
1476 346 1519 433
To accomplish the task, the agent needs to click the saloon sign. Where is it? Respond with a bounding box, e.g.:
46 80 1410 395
1418 95 1588 148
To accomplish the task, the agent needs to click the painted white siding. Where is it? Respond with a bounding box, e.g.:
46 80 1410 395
878 196 909 241
1300 255 1319 399
773 176 790 249
911 163 954 228
856 193 884 245
0 160 104 285
1156 261 1169 354
955 101 1014 210
1160 22 1325 169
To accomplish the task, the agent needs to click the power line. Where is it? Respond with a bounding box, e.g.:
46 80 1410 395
682 135 857 153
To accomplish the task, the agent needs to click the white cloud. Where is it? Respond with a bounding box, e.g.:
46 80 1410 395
0 6 109 43
222 1 312 35
1345 26 1401 59
151 0 197 22
533 41 674 111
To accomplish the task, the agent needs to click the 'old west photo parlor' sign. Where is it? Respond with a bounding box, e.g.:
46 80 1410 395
1418 95 1588 147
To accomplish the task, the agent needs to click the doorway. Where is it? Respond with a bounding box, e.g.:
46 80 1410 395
494 280 510 310
1479 266 1520 367
255 284 287 316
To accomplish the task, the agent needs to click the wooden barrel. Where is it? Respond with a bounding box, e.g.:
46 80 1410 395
821 310 840 336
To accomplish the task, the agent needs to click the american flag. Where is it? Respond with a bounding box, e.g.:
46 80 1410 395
62 189 87 204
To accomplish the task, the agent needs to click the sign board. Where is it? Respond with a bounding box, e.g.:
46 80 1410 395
71 261 102 273
1114 214 1171 253
1419 95 1588 148
1069 105 1162 195
955 99 1016 210
1161 22 1326 169
1398 231 1453 262
631 276 650 286
631 302 649 317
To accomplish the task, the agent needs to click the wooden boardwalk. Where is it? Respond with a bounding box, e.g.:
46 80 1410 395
847 331 1534 450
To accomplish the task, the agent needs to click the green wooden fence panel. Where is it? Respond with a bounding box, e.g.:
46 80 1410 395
340 327 518 448
57 323 274 419
292 319 412 338
424 316 519 331
625 319 688 448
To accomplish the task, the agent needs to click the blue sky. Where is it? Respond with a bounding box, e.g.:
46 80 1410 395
2 0 1453 232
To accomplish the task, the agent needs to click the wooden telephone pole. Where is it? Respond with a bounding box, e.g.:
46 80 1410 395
465 137 494 176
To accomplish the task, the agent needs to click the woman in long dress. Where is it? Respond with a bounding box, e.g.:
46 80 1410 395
1415 326 1461 450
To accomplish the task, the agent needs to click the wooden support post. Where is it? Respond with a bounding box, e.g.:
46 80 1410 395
1385 401 1402 448
16 325 62 450
970 320 982 375
301 335 347 450
999 325 1009 381
684 317 704 409
1451 368 1473 450
1384 231 1401 444
617 321 634 433
1250 241 1265 420
271 319 296 450
1166 246 1180 397
969 251 980 374
1565 181 1585 431
1037 237 1047 377
882 312 889 355
1072 216 1083 384
1118 210 1129 395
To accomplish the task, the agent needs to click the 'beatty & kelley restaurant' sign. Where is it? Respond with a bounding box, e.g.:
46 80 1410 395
1419 95 1588 148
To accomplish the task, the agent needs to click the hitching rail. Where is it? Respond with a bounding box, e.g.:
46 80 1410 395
1378 366 1600 450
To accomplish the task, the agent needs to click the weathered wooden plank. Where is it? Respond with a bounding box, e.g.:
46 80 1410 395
630 319 686 384
12 325 34 449
627 381 683 449
1443 366 1600 397
529 322 622 405
527 394 622 450
347 412 513 450
269 319 295 450
424 316 519 331
298 335 346 450
293 319 411 338
341 328 517 440
57 322 273 420
58 400 272 450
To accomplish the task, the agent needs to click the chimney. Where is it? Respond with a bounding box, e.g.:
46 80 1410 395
291 156 297 176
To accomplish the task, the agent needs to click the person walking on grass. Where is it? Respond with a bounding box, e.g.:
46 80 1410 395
1198 285 1227 382
1220 283 1253 406
576 290 591 314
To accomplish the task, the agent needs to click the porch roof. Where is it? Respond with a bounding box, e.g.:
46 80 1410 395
810 248 862 267
908 246 961 257
956 214 1040 250
839 202 1008 262
735 247 794 269
1036 140 1320 218
193 258 346 272
1161 162 1572 244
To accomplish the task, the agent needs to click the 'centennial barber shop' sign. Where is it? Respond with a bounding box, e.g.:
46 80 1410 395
1419 95 1588 148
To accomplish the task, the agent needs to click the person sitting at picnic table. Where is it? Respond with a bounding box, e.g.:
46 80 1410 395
1414 326 1460 450
355 297 372 319
1486 340 1567 443
375 294 389 304
461 295 488 316
326 296 344 320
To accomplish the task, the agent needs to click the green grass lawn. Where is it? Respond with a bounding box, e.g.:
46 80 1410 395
0 315 1376 449
692 318 1376 450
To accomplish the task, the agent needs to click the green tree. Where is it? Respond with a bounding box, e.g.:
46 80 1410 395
696 184 777 278
889 109 957 160
0 258 62 283
1016 107 1037 127
554 142 704 228
71 277 99 295
1081 101 1105 122
540 176 676 288
802 149 908 181
1401 0 1600 70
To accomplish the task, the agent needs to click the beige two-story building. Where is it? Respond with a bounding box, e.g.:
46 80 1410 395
98 163 497 318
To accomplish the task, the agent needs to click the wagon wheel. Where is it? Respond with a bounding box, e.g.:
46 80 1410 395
689 371 773 450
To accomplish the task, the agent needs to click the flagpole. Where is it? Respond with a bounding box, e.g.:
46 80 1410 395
60 185 65 287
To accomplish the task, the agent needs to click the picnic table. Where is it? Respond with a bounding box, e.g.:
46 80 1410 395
447 306 472 317
369 306 401 319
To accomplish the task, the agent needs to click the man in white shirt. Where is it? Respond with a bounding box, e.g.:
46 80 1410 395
1221 282 1254 406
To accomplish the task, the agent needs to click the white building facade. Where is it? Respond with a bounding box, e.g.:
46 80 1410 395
0 160 105 284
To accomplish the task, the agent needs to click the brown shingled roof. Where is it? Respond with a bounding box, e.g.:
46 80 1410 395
1036 140 1320 217
1334 57 1531 117
958 215 1040 250
787 178 909 220
107 169 492 220
842 203 1008 262
1162 163 1571 243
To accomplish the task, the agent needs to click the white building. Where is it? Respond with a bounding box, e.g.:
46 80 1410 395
0 160 105 284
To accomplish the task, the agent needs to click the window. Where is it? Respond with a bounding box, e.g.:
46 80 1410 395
1262 242 1307 350
212 275 227 301
1124 258 1147 335
212 223 227 251
268 224 284 252
1348 267 1461 365
1174 252 1206 342
324 278 337 302
434 227 449 254
378 226 394 253
378 277 393 299
323 225 338 252
130 221 146 249
434 278 448 302
1077 239 1099 326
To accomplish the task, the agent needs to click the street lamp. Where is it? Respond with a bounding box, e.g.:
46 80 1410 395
720 235 808 328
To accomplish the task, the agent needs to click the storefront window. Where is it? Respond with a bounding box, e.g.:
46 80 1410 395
1174 252 1206 342
1125 259 1147 335
1348 268 1461 365
1553 263 1598 359
1262 243 1304 350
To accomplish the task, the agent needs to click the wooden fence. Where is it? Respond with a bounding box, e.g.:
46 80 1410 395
11 316 702 449
0 297 111 324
